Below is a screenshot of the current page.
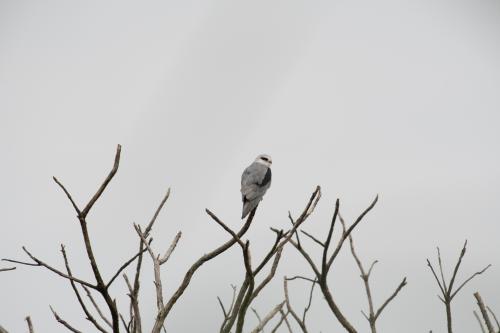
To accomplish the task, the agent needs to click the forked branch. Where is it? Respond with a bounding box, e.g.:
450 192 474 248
290 195 379 333
340 215 407 333
427 241 491 333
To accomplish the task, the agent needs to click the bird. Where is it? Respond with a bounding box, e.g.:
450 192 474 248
240 154 272 219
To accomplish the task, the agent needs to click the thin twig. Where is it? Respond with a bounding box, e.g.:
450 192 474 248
450 264 491 299
82 285 113 328
25 316 34 333
60 245 109 333
130 188 171 333
50 306 83 333
106 247 149 289
80 145 121 218
300 230 324 247
0 267 16 272
250 302 285 333
284 277 310 333
475 311 487 333
19 246 97 289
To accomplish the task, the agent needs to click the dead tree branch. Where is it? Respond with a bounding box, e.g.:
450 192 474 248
340 215 407 333
284 276 317 333
150 205 258 333
217 285 238 332
427 241 491 333
474 292 496 333
250 302 285 333
3 145 151 333
60 245 109 333
270 310 293 333
128 188 171 333
50 306 83 333
475 311 487 333
0 267 16 273
134 224 181 311
25 316 34 333
82 285 113 328
219 187 321 333
290 195 378 333
486 306 500 333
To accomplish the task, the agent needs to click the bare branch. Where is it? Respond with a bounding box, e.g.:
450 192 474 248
253 230 284 277
284 277 310 333
275 310 293 333
2 258 38 266
474 292 496 333
270 310 287 333
292 195 379 333
367 261 378 276
285 276 317 283
82 285 113 328
427 240 491 333
130 188 171 333
25 316 34 333
450 264 491 299
251 308 263 330
218 297 228 317
374 277 407 320
250 257 278 302
289 212 302 250
60 245 109 333
119 314 131 333
235 242 255 333
0 266 16 272
206 209 246 248
81 144 121 218
436 247 448 292
475 311 487 333
289 239 321 281
134 224 164 311
302 278 317 324
106 246 149 288
326 195 378 272
14 246 97 289
250 302 285 333
145 188 171 235
447 240 468 293
53 176 81 215
486 306 500 333
159 232 182 265
300 230 324 247
152 208 257 333
322 199 340 274
427 259 446 296
50 306 83 333
218 285 239 332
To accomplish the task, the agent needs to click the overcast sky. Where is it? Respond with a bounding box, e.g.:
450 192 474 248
1 1 500 332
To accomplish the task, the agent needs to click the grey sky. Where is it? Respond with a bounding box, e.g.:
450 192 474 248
1 0 499 332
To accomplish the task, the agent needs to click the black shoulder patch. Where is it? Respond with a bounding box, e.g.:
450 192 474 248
260 168 272 187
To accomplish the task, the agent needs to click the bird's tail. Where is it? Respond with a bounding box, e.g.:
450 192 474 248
241 199 260 219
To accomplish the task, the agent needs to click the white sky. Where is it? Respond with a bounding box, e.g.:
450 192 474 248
1 1 499 332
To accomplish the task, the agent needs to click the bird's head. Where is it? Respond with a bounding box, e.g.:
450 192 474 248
255 154 272 167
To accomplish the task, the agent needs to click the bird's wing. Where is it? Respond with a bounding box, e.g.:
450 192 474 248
241 163 271 201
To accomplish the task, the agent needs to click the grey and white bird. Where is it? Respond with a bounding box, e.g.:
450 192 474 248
240 154 272 219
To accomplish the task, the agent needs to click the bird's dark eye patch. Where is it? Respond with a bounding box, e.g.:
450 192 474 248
261 157 269 162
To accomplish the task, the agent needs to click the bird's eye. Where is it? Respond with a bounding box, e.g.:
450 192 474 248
261 157 268 162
